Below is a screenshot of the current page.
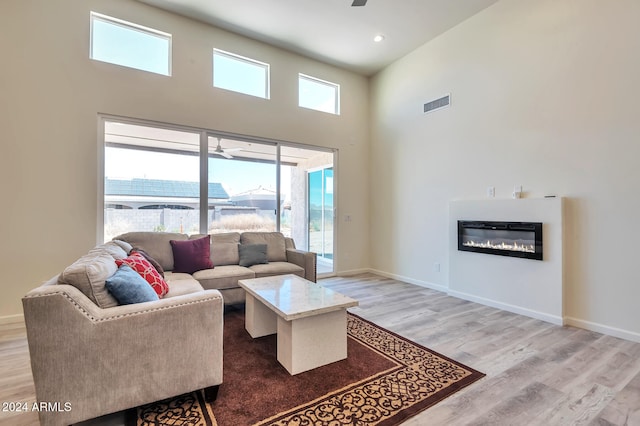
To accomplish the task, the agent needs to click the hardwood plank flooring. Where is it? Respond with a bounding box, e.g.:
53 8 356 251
1 273 639 425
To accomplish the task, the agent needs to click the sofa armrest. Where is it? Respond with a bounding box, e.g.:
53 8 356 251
286 248 317 282
22 283 224 425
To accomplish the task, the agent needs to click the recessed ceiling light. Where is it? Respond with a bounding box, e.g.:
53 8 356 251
373 34 385 43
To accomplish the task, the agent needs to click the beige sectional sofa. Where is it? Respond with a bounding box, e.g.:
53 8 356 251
114 231 317 305
22 241 222 426
21 231 315 425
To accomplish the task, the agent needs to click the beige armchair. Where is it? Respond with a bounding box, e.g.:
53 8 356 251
22 277 224 426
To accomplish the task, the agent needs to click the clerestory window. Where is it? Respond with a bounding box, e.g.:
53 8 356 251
213 49 270 99
298 74 340 115
90 12 171 76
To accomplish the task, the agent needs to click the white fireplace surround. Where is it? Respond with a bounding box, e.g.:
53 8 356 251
449 198 564 325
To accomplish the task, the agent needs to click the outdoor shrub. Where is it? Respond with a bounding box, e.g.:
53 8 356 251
209 213 276 233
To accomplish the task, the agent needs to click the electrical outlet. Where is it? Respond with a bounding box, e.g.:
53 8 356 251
434 263 440 272
512 185 523 199
487 187 495 198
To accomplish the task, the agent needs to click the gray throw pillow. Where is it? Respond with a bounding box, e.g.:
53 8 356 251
238 244 269 267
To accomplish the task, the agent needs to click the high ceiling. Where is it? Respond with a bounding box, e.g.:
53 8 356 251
137 0 500 76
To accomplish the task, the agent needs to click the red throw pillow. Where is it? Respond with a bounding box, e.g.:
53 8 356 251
116 252 169 298
170 235 213 274
131 248 165 277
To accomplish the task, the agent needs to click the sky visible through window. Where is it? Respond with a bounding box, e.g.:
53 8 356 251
299 74 339 114
213 50 269 98
91 14 170 75
105 147 289 198
91 13 340 115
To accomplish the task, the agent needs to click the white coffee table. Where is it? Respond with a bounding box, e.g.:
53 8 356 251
238 274 359 375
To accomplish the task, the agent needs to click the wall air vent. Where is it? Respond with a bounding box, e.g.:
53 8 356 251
423 94 450 114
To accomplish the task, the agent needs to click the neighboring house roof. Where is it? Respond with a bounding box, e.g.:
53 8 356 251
105 178 229 199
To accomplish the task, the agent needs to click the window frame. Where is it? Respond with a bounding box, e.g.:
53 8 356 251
90 11 172 76
298 73 341 115
213 48 271 99
98 115 337 276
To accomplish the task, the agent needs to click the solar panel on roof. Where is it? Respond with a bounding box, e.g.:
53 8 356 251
105 178 229 199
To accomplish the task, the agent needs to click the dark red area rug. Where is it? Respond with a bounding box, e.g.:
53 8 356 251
128 307 484 425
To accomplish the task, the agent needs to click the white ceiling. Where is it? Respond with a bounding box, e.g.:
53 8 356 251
137 0 500 76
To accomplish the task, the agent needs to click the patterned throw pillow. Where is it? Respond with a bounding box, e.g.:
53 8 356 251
131 248 165 277
116 252 170 298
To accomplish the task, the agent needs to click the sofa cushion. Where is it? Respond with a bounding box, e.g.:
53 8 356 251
116 253 170 298
105 265 159 305
190 232 240 266
210 232 242 244
164 271 195 281
163 278 204 298
238 244 268 267
88 241 129 260
249 262 305 279
211 232 241 265
112 239 133 254
193 265 255 290
114 232 188 271
58 251 119 308
170 235 214 274
241 232 287 262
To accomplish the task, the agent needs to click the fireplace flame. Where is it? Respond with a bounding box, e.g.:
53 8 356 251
462 240 535 253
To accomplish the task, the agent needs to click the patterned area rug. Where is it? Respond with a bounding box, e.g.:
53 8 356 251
133 391 217 426
128 309 484 426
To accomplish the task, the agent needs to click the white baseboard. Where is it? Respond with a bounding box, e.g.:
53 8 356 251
336 269 640 343
368 269 449 293
447 289 563 325
335 268 372 277
0 313 24 326
564 316 640 343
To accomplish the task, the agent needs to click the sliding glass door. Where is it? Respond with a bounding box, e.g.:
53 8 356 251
279 147 335 274
308 167 333 273
207 136 277 233
103 121 201 241
101 116 336 275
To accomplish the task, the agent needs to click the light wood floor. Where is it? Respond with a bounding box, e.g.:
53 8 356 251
1 273 639 425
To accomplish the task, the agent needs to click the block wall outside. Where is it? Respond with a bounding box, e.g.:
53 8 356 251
104 208 279 241
104 209 200 240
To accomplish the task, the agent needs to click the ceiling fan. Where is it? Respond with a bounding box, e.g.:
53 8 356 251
351 0 367 6
212 138 243 159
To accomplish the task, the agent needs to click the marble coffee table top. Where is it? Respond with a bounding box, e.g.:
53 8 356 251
239 274 359 321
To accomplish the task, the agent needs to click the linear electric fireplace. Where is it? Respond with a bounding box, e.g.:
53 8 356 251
458 221 543 260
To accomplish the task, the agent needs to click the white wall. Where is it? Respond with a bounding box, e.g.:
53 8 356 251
370 0 640 341
0 0 370 317
449 198 564 325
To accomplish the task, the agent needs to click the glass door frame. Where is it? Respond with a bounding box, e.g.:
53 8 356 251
98 114 338 277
